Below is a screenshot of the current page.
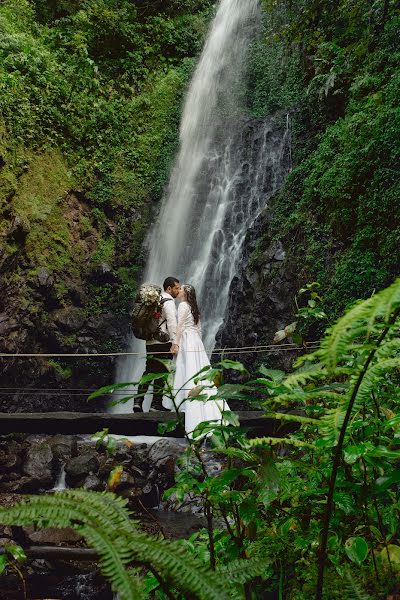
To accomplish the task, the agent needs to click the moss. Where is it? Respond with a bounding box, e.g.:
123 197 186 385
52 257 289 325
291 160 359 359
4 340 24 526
91 238 115 265
48 359 73 379
8 151 75 270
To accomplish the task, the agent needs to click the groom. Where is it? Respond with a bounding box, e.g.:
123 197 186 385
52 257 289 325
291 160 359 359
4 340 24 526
134 276 181 412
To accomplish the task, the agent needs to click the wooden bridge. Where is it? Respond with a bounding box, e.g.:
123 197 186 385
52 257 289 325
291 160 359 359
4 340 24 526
0 410 277 437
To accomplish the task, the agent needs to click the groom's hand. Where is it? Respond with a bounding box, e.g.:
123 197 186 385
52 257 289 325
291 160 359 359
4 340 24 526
171 344 179 355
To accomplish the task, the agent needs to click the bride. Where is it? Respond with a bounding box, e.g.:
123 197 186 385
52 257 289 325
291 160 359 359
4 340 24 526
165 284 229 438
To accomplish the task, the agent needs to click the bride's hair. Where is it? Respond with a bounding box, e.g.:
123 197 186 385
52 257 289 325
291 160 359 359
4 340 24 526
183 284 200 324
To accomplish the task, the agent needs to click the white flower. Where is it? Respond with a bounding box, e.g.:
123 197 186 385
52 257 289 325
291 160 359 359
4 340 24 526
139 284 161 306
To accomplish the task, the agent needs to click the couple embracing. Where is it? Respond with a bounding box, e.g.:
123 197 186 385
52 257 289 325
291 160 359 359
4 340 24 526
133 276 228 437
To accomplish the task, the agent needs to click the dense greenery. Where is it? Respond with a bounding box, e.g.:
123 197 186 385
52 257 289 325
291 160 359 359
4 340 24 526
0 0 212 313
1 278 400 598
248 0 399 319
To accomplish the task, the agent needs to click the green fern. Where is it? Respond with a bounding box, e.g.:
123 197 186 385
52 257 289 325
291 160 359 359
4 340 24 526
342 571 374 600
0 490 232 600
216 556 270 584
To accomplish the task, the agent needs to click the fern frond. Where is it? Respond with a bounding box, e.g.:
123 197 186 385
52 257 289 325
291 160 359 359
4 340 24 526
0 491 231 600
210 447 258 463
246 437 314 449
375 337 400 360
318 405 347 444
265 412 320 426
343 570 374 600
283 367 327 387
80 526 145 600
216 556 270 583
368 279 400 332
352 358 400 408
124 533 231 600
271 390 344 406
322 279 400 370
60 489 137 535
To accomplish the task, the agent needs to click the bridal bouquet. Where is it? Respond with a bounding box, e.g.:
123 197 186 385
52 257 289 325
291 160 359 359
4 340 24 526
139 284 161 306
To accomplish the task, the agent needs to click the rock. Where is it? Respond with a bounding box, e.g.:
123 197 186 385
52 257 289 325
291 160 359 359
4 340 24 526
9 215 30 243
65 453 99 485
156 456 175 476
51 307 86 332
49 435 77 461
0 315 18 336
26 527 82 545
113 470 135 493
37 267 54 288
0 451 20 471
1 476 42 493
23 443 54 487
147 439 184 466
83 474 103 491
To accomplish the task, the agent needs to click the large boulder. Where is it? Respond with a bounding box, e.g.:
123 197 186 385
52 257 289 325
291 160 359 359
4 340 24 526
147 439 184 466
49 435 77 461
51 307 86 332
65 452 100 486
26 527 82 545
23 443 54 488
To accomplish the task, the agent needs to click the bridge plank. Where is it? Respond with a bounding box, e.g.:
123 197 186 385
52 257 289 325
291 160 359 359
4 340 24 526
0 411 276 436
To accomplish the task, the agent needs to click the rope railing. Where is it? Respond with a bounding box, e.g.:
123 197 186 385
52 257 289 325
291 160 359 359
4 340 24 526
0 341 321 359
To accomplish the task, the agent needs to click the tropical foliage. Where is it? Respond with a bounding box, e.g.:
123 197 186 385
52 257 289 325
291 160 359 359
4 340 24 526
2 278 399 598
248 0 399 319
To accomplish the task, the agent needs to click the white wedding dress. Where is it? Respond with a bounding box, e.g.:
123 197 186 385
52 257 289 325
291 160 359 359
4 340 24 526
164 301 228 438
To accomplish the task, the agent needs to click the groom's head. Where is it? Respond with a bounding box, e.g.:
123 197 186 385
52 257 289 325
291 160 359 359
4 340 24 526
163 276 181 298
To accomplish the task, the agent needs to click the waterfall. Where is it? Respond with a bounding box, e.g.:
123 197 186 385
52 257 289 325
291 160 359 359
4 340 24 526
114 0 291 410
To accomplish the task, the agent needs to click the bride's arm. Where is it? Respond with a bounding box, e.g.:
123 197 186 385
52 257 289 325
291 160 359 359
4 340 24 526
171 302 190 353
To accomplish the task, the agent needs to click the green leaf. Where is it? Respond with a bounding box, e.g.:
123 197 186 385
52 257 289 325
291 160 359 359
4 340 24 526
345 537 368 565
157 420 178 435
6 544 26 563
257 456 280 508
0 555 7 575
375 470 400 491
258 366 285 382
334 491 354 515
88 382 134 401
218 359 248 374
343 442 373 464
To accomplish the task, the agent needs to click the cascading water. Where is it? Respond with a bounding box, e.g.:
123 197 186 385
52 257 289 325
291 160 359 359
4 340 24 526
114 0 291 410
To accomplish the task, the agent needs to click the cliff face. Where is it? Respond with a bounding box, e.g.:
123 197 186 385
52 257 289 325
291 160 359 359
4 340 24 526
216 205 299 373
218 1 400 371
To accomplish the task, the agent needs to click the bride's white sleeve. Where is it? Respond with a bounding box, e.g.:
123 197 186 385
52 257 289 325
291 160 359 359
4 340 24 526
175 302 190 347
196 318 202 338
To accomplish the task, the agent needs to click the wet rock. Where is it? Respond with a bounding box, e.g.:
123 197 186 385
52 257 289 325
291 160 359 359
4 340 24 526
83 474 104 491
23 443 54 487
113 470 135 493
65 452 100 485
1 476 42 493
51 307 86 332
156 456 175 476
49 435 77 461
98 457 116 479
148 439 184 466
26 526 83 545
0 451 20 471
217 206 300 376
